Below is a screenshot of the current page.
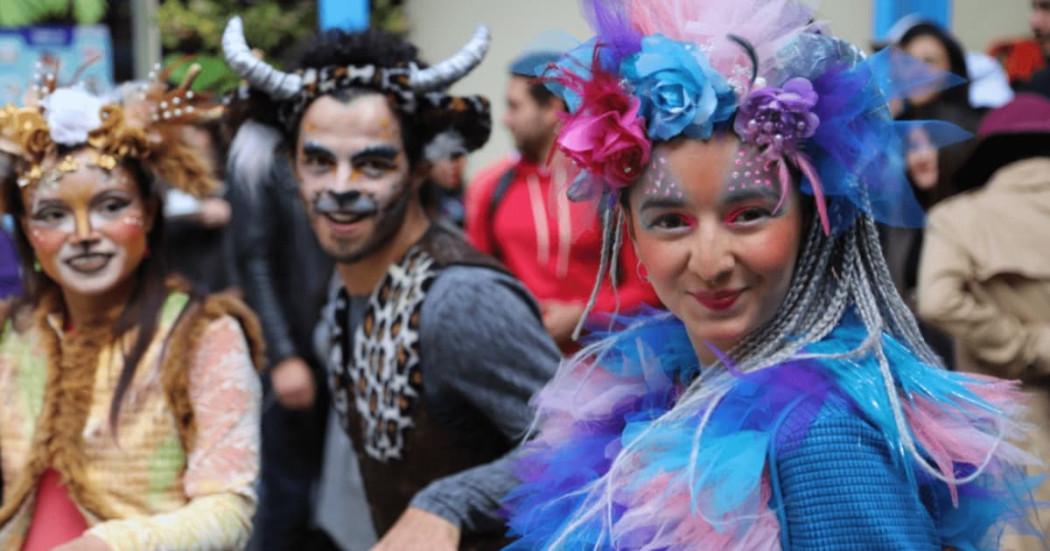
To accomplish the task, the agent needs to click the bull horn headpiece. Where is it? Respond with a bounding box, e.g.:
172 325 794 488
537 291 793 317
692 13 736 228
221 17 491 98
408 26 491 90
222 16 303 99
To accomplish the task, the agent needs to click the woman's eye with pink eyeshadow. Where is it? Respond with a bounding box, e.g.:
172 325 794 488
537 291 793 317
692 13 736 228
647 213 694 230
725 206 773 225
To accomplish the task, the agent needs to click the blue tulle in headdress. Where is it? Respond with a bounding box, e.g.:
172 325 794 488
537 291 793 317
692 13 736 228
542 1 971 233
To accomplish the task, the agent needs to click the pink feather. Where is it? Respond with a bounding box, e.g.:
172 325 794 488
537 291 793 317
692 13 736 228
794 152 830 234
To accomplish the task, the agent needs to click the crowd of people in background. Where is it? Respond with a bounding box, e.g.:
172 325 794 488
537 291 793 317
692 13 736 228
0 1 1049 549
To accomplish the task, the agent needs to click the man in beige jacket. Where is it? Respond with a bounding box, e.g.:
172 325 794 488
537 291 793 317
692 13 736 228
918 93 1050 547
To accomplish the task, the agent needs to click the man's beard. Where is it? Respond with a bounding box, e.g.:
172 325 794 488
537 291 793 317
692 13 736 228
329 187 412 265
1038 30 1050 55
514 128 554 163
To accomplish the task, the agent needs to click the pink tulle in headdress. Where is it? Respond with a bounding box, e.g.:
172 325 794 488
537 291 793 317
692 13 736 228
588 0 816 92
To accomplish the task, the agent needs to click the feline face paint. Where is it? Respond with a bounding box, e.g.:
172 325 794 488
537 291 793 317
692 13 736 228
628 136 803 363
295 94 414 264
20 148 151 297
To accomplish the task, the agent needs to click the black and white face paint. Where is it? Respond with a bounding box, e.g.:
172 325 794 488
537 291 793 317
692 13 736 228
294 94 416 264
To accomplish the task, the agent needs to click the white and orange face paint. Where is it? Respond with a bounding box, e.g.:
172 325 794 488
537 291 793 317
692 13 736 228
20 148 153 297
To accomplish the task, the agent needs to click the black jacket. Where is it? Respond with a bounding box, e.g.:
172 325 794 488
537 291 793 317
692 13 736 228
228 158 333 371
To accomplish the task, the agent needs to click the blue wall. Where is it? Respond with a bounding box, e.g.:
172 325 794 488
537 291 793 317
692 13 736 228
874 0 952 40
319 0 370 31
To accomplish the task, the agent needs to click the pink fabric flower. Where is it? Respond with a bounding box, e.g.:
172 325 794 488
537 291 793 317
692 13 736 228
557 85 651 188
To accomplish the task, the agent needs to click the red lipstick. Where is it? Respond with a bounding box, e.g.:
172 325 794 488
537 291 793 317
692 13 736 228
692 289 743 311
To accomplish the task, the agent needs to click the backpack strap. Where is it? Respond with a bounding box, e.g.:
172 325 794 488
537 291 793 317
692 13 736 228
485 167 517 261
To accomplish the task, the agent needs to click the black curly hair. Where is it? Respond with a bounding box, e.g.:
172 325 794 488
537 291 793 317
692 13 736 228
298 27 420 71
225 27 492 172
292 28 427 167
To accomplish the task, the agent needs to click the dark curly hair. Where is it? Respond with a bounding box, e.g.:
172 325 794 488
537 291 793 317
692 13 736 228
226 26 496 179
301 29 430 165
298 27 420 71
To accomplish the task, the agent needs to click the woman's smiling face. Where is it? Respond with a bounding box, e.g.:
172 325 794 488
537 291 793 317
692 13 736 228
20 148 152 298
627 135 803 362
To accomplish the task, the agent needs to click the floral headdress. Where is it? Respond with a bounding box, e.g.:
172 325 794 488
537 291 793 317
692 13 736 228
549 0 968 232
551 0 967 337
0 63 222 202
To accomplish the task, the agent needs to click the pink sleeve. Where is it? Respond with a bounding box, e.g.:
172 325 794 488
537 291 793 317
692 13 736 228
183 316 261 499
89 316 261 550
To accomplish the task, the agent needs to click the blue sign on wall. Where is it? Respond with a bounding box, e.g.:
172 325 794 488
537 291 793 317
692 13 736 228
874 0 952 41
319 0 370 31
0 25 114 106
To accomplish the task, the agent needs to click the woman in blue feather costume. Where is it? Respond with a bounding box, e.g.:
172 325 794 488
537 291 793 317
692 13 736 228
502 0 1043 549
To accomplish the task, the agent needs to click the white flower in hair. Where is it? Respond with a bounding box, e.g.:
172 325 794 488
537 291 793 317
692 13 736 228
43 87 104 146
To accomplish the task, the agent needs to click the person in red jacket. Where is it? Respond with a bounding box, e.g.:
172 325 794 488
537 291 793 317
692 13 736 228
466 51 661 348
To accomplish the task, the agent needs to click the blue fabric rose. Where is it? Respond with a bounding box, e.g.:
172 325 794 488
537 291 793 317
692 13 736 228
622 34 737 141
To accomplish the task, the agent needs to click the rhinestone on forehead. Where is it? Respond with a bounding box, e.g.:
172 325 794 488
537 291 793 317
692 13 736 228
726 144 778 194
643 152 684 200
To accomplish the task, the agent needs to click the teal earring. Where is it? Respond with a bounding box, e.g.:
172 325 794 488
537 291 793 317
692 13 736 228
33 259 41 273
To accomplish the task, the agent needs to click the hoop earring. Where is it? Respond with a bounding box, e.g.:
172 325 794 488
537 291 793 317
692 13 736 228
636 259 649 281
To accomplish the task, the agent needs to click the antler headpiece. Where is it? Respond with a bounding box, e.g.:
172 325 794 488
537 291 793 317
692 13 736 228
0 63 222 199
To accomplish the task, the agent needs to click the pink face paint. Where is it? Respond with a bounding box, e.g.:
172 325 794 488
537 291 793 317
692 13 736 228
120 214 144 228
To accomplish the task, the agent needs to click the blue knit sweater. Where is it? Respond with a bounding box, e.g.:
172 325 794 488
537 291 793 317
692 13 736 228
772 393 942 549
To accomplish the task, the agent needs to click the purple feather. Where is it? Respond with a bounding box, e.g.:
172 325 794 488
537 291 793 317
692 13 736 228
580 0 643 67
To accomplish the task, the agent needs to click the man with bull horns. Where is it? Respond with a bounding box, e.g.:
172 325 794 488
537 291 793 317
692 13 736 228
221 19 560 550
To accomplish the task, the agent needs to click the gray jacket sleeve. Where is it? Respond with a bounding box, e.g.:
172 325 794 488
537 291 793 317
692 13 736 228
410 266 560 532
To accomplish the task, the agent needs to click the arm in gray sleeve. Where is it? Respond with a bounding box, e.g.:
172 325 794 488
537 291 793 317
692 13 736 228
410 266 560 531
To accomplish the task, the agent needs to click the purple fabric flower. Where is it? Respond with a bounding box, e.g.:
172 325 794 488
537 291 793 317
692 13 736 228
734 78 821 158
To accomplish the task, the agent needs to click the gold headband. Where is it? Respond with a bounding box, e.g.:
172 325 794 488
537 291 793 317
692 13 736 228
0 63 221 199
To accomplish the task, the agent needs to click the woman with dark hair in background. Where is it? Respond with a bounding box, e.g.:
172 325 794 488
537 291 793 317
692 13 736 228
884 21 989 368
897 21 987 203
0 76 262 550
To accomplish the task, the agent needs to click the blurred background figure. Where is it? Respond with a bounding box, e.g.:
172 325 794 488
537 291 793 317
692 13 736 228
966 50 1015 109
0 217 19 318
0 151 20 307
917 94 1050 550
896 20 987 184
879 19 990 367
226 115 335 548
1025 0 1050 95
987 0 1050 96
421 137 470 227
466 49 660 350
163 119 237 293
